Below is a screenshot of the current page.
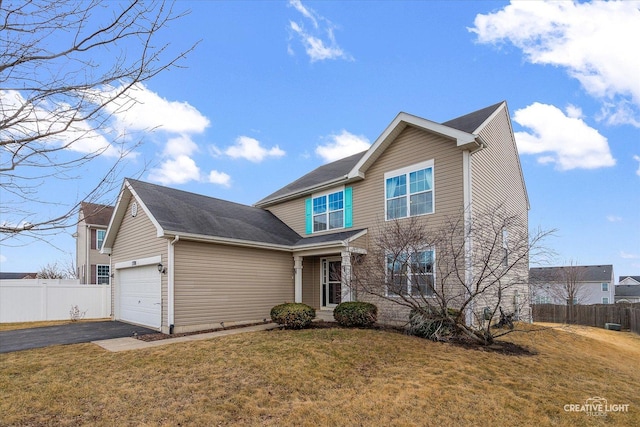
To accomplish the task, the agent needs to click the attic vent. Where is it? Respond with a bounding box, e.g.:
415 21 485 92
131 202 138 217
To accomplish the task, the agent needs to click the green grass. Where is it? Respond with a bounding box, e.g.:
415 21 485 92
1 324 638 426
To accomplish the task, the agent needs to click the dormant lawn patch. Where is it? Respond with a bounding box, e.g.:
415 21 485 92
1 325 638 426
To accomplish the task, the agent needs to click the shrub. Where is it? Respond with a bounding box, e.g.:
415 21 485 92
333 301 378 327
270 303 316 329
407 307 460 341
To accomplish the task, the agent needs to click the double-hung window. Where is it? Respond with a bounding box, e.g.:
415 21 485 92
313 190 344 232
386 249 435 296
96 229 106 250
601 283 608 292
385 160 434 220
97 264 110 284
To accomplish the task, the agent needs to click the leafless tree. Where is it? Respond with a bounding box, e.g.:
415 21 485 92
36 261 70 279
1 0 197 242
351 205 554 345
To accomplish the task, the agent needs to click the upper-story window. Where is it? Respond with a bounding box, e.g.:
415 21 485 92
306 187 353 234
96 229 106 250
313 190 344 232
385 160 434 221
601 283 608 292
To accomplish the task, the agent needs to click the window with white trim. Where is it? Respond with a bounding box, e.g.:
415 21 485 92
602 297 609 304
386 249 434 296
601 283 608 292
97 264 110 284
96 229 106 250
385 160 434 220
313 190 344 232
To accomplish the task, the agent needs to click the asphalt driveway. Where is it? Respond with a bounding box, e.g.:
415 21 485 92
0 321 156 353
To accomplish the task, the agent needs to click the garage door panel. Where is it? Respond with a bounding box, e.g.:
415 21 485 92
119 264 161 329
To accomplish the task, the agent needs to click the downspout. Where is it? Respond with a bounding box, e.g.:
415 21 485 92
463 150 474 327
463 138 485 327
85 225 91 284
168 235 180 334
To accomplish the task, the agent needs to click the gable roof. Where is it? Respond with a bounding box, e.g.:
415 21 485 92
256 103 505 207
104 179 369 253
80 202 114 226
530 265 614 283
128 179 302 246
256 151 366 207
442 101 505 133
619 276 640 284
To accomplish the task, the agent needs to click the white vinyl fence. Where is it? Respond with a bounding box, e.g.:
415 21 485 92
0 279 111 323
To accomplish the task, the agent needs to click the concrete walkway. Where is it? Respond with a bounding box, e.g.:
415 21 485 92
93 323 281 352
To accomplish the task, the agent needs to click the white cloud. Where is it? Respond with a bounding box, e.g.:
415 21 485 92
620 251 640 260
607 215 622 223
0 89 120 157
288 1 352 62
208 170 231 187
513 102 615 170
224 136 285 163
163 135 199 158
316 130 370 163
470 1 640 127
148 155 201 185
634 155 640 176
98 83 210 135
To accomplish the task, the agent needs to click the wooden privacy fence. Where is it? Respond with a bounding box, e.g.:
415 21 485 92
532 303 640 334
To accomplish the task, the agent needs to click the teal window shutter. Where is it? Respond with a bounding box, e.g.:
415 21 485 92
305 198 312 234
344 187 353 228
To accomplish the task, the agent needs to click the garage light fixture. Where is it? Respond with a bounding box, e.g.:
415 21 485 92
157 263 166 274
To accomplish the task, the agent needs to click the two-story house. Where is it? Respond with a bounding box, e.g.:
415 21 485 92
74 202 114 284
530 264 615 305
101 101 529 333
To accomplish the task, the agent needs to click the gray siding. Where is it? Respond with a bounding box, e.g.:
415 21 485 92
173 241 294 333
110 196 167 327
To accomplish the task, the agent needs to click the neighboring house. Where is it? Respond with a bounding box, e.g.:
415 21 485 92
616 276 640 303
615 285 640 303
0 272 37 280
619 276 640 286
74 202 114 284
102 101 530 333
530 265 615 305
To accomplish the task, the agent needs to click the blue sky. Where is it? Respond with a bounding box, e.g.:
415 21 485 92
1 0 639 278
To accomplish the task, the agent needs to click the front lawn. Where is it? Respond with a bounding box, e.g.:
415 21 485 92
1 324 638 426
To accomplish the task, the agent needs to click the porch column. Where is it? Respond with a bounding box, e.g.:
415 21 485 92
294 256 303 303
341 251 353 302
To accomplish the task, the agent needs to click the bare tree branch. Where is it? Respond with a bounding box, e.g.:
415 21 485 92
1 0 198 241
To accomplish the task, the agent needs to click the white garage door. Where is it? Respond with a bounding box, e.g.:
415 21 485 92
119 264 161 329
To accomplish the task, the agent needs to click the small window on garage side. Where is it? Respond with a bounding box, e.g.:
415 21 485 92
97 264 110 284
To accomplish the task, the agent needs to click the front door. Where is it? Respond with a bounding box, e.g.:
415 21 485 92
322 258 342 308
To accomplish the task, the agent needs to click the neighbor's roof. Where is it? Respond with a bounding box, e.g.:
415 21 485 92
126 179 302 247
80 202 114 226
255 102 504 207
530 265 614 283
619 276 640 284
615 285 640 297
0 272 37 280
